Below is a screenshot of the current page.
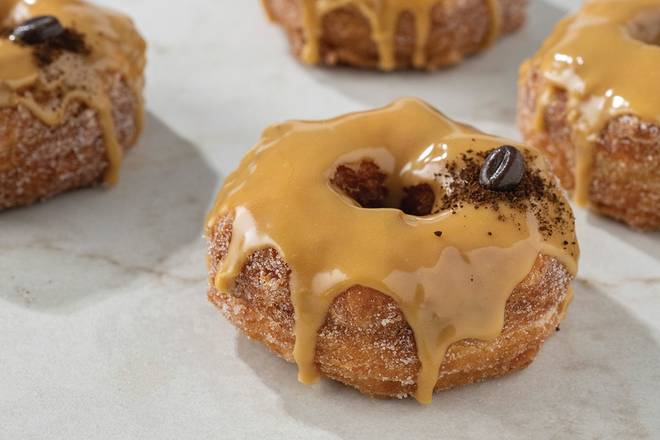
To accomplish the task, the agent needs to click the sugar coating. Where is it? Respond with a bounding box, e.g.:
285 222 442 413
519 61 660 230
0 56 140 210
264 0 527 70
206 209 574 398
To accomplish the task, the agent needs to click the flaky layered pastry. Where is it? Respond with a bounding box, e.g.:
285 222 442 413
518 0 660 230
0 0 146 210
262 0 527 70
206 99 579 403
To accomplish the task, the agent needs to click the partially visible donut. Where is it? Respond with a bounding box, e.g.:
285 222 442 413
0 0 146 211
262 0 528 70
518 0 660 230
206 99 579 403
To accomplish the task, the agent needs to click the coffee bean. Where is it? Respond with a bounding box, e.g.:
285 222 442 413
10 16 65 45
479 145 525 191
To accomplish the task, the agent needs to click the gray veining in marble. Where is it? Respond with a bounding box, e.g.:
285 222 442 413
1 1 658 439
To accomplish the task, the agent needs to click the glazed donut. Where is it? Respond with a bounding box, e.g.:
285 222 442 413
518 0 660 230
206 99 579 403
0 0 146 211
262 0 528 71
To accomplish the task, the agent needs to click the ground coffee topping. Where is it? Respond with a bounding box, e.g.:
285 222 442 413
31 28 89 66
208 98 579 405
437 149 573 239
0 0 147 187
3 18 89 66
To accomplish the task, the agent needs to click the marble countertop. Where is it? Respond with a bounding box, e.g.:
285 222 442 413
2 0 659 438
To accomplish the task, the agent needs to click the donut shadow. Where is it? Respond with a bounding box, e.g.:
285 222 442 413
0 113 219 312
235 281 660 439
583 211 660 263
305 0 566 131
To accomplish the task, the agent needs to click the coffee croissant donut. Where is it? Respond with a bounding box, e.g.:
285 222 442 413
518 0 660 230
206 99 579 403
0 0 146 211
262 0 528 71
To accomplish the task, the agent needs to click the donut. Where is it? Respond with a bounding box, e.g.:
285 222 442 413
0 0 146 211
205 98 579 403
261 0 528 71
518 0 660 230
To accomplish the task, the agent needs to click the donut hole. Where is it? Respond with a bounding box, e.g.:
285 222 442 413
400 184 436 216
330 160 436 216
627 9 660 46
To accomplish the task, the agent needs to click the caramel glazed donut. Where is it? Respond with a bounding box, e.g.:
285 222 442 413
519 0 660 230
206 99 580 403
262 0 528 71
0 0 146 211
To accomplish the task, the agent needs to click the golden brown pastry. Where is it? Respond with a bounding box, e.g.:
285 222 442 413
0 0 146 211
518 0 660 230
262 0 528 71
206 99 579 403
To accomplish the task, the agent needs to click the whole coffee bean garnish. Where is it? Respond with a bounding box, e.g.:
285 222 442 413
10 16 65 45
479 145 525 192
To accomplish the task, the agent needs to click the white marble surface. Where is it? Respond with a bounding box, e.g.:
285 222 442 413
1 0 659 438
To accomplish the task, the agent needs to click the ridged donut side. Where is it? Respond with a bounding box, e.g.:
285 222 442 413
207 212 573 398
518 61 660 230
0 71 141 210
264 0 527 70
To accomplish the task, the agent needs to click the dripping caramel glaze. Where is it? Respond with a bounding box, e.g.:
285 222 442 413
206 99 579 404
0 0 146 184
521 0 660 205
262 0 503 70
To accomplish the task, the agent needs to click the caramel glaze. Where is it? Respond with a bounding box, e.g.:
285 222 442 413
266 0 502 70
0 0 146 184
520 0 660 205
206 99 579 403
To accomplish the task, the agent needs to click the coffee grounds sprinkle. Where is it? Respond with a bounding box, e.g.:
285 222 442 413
32 28 90 66
2 26 89 66
435 150 572 239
